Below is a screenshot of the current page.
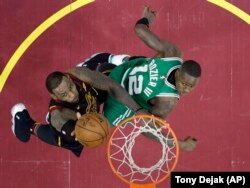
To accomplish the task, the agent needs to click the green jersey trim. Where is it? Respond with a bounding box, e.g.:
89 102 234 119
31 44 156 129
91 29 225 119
164 65 181 90
113 108 132 126
156 93 180 98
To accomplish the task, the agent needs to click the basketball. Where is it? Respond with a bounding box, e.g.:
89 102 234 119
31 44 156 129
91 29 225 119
74 112 110 148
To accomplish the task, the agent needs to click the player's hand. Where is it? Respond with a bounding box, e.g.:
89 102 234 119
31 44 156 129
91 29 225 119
178 136 198 151
135 108 149 115
76 112 81 119
143 6 156 24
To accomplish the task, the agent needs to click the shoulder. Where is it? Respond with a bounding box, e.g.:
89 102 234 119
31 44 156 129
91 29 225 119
161 40 183 58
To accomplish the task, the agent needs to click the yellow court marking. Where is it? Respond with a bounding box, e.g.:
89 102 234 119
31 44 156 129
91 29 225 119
1 0 248 93
207 0 250 25
0 0 94 93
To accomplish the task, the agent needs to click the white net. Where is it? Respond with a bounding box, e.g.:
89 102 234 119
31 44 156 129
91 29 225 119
108 115 178 184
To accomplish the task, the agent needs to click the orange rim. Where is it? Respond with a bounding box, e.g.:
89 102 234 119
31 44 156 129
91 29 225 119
107 114 180 187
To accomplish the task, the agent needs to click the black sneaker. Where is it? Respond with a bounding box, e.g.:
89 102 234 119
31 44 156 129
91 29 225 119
11 103 35 142
76 52 110 68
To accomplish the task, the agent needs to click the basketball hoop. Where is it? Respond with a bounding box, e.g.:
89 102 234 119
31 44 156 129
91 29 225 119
107 114 179 188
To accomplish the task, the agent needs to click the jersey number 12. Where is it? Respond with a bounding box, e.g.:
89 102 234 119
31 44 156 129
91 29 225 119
128 65 148 95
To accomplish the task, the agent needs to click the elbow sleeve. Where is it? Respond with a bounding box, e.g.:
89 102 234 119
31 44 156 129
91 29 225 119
61 120 77 143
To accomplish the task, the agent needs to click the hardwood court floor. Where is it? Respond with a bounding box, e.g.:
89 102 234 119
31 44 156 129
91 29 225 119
0 0 250 187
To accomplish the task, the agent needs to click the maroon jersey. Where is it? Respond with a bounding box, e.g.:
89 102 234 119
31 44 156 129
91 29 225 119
48 73 107 115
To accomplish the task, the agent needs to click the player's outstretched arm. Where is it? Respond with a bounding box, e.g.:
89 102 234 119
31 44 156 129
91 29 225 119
67 67 144 114
134 6 183 58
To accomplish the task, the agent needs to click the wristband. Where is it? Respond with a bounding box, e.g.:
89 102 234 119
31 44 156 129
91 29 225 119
135 107 143 113
58 119 77 144
135 17 149 28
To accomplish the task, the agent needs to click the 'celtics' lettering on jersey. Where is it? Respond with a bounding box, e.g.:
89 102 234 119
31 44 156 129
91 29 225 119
103 57 182 126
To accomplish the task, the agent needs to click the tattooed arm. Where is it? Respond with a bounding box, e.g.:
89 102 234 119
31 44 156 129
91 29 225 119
67 67 144 113
50 108 77 132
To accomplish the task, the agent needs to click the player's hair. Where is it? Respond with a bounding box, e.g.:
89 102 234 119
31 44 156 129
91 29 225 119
181 60 201 78
46 71 66 94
